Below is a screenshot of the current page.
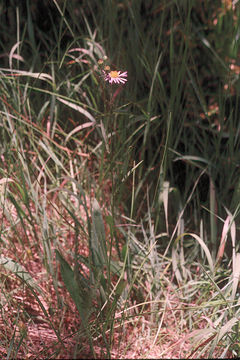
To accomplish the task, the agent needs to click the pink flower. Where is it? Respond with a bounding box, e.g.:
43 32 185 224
103 70 128 85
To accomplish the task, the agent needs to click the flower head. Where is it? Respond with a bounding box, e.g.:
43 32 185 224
103 70 128 85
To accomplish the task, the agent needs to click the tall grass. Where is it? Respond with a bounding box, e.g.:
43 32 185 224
0 0 240 358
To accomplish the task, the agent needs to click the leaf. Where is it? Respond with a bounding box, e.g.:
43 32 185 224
231 252 240 301
217 316 238 342
65 122 95 144
55 250 90 322
57 97 96 122
174 233 214 273
90 199 107 270
0 256 43 294
159 181 170 235
0 67 53 82
188 233 214 273
115 278 127 297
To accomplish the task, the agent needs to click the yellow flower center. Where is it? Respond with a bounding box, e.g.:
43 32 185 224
109 71 119 78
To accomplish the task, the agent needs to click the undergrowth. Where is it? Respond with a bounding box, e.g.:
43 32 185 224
0 0 240 358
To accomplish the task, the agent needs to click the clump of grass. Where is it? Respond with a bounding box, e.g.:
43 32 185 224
0 0 240 358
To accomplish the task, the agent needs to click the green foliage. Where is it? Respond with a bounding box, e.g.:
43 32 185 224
0 0 240 358
55 249 91 321
0 256 43 294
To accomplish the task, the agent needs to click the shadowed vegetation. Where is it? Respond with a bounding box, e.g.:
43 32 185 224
0 0 240 358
